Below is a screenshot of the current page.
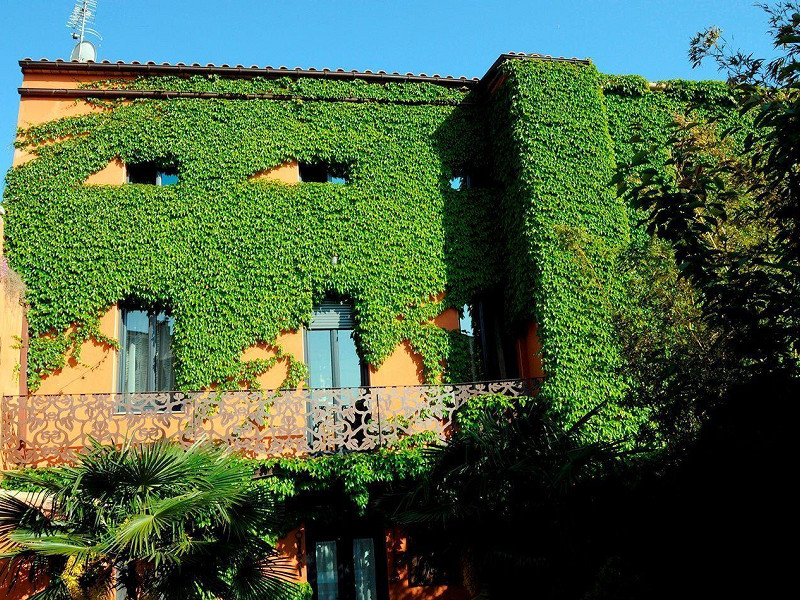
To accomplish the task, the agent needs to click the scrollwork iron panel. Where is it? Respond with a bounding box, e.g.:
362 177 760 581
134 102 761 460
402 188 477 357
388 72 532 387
1 379 539 468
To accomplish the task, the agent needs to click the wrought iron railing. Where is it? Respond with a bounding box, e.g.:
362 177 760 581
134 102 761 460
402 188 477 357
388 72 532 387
0 379 539 468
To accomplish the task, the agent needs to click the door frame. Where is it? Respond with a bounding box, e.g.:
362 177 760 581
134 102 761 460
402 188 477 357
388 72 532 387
306 520 390 600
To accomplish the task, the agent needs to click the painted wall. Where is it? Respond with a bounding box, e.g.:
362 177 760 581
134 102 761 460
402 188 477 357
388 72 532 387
0 564 43 600
0 69 525 600
9 74 473 396
276 525 308 584
0 219 25 398
517 321 544 383
385 527 469 600
33 307 118 396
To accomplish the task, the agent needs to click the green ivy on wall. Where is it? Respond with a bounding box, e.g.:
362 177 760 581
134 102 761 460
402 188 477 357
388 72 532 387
251 433 436 512
4 75 497 391
0 433 437 526
2 60 745 443
487 59 635 438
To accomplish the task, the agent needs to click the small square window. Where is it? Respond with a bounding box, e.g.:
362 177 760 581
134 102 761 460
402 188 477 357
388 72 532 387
299 162 348 184
459 304 474 337
126 163 178 186
158 171 179 186
450 172 475 191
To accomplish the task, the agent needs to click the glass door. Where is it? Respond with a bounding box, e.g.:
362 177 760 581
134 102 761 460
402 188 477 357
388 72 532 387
310 536 383 600
305 301 368 450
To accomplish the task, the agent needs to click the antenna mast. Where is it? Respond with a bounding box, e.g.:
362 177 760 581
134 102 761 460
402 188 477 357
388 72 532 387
67 0 102 62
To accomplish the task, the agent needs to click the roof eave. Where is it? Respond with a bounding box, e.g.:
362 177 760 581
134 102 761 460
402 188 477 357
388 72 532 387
18 59 480 88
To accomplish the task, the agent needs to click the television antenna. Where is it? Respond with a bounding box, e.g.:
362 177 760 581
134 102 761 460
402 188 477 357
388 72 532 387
66 0 102 62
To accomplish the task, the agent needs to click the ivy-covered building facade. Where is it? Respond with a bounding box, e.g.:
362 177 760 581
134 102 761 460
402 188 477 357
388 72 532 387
0 52 740 599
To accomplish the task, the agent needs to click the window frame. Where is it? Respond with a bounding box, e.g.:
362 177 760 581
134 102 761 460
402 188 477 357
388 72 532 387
299 161 349 185
117 307 176 394
304 301 368 389
473 296 521 381
306 521 389 600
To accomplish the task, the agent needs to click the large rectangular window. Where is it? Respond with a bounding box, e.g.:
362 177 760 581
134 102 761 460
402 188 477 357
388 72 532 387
305 301 368 451
306 301 366 389
315 541 339 600
119 308 175 393
472 296 520 381
353 538 378 600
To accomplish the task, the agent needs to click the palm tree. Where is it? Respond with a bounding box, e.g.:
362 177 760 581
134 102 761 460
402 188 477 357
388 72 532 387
0 439 296 600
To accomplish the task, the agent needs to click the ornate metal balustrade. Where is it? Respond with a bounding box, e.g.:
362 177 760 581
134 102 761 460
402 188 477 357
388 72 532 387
0 379 539 468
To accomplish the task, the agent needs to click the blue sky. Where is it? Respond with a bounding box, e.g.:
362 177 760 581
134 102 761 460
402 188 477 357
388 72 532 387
0 0 779 187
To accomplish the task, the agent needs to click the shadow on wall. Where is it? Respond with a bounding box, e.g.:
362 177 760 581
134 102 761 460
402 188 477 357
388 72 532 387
1 215 27 397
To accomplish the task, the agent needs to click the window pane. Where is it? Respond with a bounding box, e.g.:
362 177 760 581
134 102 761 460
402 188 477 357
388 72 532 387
315 541 339 600
459 304 474 337
299 163 328 183
449 176 463 190
308 329 334 389
338 330 363 388
154 313 175 391
127 164 158 184
158 171 179 186
121 309 175 394
123 310 150 393
353 538 378 600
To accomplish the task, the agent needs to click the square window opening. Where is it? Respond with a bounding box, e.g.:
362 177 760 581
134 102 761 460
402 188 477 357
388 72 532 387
126 162 179 186
299 161 350 184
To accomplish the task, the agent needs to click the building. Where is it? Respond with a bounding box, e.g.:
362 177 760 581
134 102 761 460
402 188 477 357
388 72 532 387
0 52 736 599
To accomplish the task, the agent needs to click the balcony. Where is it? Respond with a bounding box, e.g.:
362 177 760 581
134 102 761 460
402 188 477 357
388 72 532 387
0 379 539 468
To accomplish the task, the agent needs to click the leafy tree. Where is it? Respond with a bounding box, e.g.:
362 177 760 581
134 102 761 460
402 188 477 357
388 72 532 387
613 2 800 452
622 2 799 379
598 3 800 597
0 440 295 600
388 396 633 599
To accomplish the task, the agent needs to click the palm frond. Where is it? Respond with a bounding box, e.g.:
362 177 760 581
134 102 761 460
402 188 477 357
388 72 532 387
0 493 56 550
226 547 299 600
26 578 72 600
7 531 96 559
4 440 289 598
106 490 205 557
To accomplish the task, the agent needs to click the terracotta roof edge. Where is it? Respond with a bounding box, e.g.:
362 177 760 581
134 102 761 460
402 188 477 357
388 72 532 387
17 59 479 88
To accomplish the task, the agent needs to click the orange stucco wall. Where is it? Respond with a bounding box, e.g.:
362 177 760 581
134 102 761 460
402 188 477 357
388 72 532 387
19 72 135 90
1 219 25 398
10 72 467 395
249 160 300 184
85 158 126 185
276 525 308 583
386 527 469 600
27 304 459 396
0 563 44 600
14 72 134 166
516 321 544 381
369 307 459 387
34 306 119 396
241 330 305 389
2 68 484 600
